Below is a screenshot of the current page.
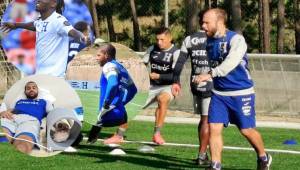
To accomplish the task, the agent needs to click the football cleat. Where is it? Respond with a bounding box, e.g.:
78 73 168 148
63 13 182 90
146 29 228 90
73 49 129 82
257 153 272 170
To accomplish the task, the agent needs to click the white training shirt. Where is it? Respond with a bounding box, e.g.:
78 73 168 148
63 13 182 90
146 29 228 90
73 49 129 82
34 12 73 77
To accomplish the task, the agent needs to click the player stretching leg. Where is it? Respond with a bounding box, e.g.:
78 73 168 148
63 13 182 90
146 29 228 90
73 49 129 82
143 27 180 145
87 44 137 145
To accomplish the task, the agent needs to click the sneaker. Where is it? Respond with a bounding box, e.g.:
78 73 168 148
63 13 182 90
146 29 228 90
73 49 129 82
205 161 221 170
205 163 222 170
205 167 219 170
195 155 211 166
257 153 272 170
103 134 124 145
152 133 165 145
87 125 101 144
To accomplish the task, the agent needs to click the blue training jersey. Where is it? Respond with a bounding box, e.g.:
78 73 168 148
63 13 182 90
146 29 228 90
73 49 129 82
67 40 86 64
99 60 137 110
207 30 253 92
13 98 50 123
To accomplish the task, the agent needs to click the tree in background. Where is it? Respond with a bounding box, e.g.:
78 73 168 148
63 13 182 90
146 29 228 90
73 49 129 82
185 0 198 35
295 0 300 54
227 0 242 34
104 0 116 42
89 0 298 53
130 0 142 51
261 0 271 53
277 0 285 54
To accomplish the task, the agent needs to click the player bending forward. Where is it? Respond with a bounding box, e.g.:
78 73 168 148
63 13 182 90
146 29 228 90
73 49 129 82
87 44 137 145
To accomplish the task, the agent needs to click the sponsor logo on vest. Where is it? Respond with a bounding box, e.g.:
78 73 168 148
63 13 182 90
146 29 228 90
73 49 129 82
191 37 206 45
162 53 172 62
192 50 206 56
219 42 228 53
192 59 209 65
17 100 40 105
151 63 170 71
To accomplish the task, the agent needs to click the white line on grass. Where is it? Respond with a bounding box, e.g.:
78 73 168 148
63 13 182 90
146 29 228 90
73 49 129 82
128 102 143 107
127 103 300 129
1 132 299 155
80 137 300 155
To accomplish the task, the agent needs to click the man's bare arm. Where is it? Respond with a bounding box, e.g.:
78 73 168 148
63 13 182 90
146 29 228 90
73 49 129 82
2 22 35 31
68 29 91 46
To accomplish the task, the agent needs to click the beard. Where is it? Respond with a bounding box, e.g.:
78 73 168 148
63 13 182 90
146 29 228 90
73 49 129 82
206 27 218 37
25 92 38 99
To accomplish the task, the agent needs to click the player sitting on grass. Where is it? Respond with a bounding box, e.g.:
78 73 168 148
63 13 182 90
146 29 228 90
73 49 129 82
0 81 53 154
87 43 137 145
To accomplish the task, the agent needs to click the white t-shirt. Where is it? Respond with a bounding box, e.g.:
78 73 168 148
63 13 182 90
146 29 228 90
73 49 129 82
34 12 73 77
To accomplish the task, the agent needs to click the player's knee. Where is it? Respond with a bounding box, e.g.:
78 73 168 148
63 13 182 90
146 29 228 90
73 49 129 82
14 142 32 154
157 93 171 104
198 118 208 129
240 128 254 137
209 123 223 136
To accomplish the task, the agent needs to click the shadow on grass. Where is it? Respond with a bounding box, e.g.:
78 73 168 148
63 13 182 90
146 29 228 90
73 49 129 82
75 144 198 169
73 144 253 170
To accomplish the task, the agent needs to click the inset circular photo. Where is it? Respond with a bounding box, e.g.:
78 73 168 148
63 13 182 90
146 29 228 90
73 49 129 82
0 74 83 157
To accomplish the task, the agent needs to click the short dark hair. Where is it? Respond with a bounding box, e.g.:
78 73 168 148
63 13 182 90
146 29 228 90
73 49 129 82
198 9 208 24
211 8 227 24
74 21 89 32
100 44 116 59
55 0 65 14
24 81 38 91
155 27 171 35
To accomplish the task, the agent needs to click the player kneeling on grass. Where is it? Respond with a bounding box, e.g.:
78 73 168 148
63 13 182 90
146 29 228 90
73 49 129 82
87 43 137 145
0 81 54 154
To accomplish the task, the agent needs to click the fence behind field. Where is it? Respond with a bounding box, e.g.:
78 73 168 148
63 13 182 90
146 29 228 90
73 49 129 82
138 53 300 116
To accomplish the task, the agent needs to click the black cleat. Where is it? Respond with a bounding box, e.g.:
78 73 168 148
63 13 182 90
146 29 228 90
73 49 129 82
87 125 102 144
257 153 272 170
195 156 211 166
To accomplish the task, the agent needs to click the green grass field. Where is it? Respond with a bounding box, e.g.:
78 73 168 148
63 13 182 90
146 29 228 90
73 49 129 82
0 90 300 170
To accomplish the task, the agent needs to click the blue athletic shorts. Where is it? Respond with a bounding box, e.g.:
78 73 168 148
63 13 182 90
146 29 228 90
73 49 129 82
101 105 127 127
208 93 256 129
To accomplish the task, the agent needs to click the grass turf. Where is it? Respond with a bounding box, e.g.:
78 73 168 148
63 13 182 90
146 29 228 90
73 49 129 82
0 90 299 169
1 121 300 170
